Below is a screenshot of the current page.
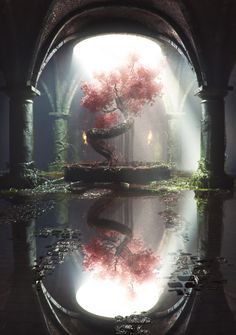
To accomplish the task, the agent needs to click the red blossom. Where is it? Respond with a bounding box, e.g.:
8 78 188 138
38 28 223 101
82 235 159 285
95 112 119 128
80 82 113 113
80 53 164 126
83 237 115 272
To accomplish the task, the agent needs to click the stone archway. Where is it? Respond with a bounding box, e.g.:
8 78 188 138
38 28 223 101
1 1 232 188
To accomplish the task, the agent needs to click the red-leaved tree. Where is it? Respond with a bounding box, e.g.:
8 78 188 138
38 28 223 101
82 234 158 288
80 53 164 163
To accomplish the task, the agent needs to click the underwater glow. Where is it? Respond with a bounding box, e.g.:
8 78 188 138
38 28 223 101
76 276 162 318
73 34 163 75
76 191 198 319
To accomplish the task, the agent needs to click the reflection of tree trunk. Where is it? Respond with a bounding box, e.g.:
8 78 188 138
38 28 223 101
87 197 132 237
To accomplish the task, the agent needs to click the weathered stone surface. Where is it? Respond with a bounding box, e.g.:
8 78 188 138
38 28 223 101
64 162 171 183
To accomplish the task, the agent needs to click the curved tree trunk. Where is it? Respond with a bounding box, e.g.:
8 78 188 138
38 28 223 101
86 119 134 165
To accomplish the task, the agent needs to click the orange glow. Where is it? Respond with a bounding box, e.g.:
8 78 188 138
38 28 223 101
82 130 88 145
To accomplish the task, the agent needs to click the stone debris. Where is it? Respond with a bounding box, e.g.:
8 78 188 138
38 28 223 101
34 227 82 284
0 196 54 224
115 313 151 335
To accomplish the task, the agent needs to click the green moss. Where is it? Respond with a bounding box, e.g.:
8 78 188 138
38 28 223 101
48 160 65 172
191 160 210 189
38 170 64 179
190 160 233 190
149 174 191 192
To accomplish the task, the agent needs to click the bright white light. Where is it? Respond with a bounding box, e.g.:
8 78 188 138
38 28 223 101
76 276 162 318
73 34 163 75
147 130 153 145
161 61 200 170
75 193 199 319
73 34 200 171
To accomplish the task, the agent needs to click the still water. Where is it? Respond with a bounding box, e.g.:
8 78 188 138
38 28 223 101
1 189 236 334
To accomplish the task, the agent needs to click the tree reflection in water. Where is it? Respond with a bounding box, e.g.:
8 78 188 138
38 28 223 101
82 197 159 296
83 236 158 288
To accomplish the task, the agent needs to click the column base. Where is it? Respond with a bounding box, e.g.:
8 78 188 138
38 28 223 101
0 162 38 189
48 160 65 172
193 174 233 189
191 165 233 189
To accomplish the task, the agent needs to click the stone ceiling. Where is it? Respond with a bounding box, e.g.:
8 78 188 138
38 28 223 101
0 0 236 89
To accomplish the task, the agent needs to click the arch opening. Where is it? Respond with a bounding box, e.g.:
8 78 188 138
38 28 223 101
34 33 200 174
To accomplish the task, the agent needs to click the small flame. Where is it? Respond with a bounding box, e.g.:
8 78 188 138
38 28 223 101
147 130 153 145
82 130 88 145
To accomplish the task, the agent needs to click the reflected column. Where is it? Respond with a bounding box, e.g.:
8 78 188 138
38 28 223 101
195 191 224 258
3 219 45 334
187 191 236 334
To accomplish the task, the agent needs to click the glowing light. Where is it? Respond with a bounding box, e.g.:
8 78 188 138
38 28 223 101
73 34 200 171
73 34 163 75
147 130 153 145
82 130 88 145
75 192 198 319
76 277 162 318
161 59 200 171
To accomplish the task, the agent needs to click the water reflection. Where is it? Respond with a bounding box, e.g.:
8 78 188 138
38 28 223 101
76 197 160 317
34 190 200 334
1 189 236 334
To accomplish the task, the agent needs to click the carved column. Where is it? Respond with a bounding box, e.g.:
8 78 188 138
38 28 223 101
8 85 40 187
195 86 232 188
49 110 69 171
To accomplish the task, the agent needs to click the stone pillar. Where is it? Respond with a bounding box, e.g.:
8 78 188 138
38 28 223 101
8 85 40 187
195 86 232 188
167 115 180 167
49 111 69 171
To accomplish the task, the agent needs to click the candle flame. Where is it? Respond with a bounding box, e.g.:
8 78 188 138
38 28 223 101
147 130 153 145
82 130 88 145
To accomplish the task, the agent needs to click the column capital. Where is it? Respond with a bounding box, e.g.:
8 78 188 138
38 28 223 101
7 85 41 99
194 85 233 100
49 111 70 119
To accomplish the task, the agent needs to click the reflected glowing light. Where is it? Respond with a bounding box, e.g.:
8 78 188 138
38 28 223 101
147 130 153 145
76 277 162 318
73 34 163 75
75 192 198 319
82 130 88 145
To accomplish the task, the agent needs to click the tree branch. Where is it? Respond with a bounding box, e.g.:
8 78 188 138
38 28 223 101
114 84 126 115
